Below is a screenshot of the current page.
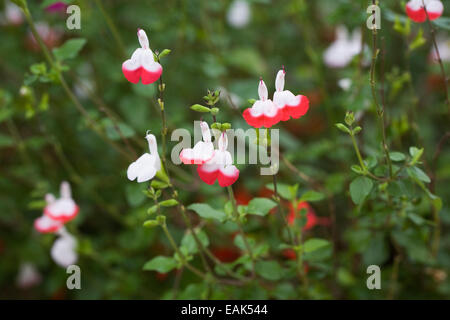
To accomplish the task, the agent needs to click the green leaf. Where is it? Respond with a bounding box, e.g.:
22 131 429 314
335 123 351 134
53 38 87 61
147 205 159 215
187 203 226 222
143 220 159 228
159 199 179 207
389 152 406 162
190 104 211 113
255 260 283 281
265 183 292 200
299 190 325 202
407 166 430 183
409 146 424 165
143 256 177 273
233 234 255 252
349 176 373 205
151 180 169 189
303 238 331 253
158 49 171 59
247 198 277 216
181 229 209 254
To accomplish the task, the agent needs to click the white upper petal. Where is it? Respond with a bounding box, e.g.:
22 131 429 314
127 153 158 183
258 79 268 101
275 69 285 92
137 29 149 49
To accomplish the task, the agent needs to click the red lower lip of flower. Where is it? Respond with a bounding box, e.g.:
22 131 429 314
44 205 80 223
242 108 282 128
212 247 241 263
196 165 239 187
122 65 163 85
34 219 61 233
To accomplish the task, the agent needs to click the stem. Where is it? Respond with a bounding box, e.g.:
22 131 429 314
23 7 132 160
227 186 256 277
368 9 393 178
93 0 127 58
422 0 450 112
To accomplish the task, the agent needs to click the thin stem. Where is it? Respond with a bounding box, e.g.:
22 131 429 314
422 0 450 112
227 185 256 277
369 10 393 178
93 0 127 58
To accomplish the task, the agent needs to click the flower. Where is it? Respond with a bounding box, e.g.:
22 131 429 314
27 22 63 51
179 121 214 164
122 29 163 85
197 132 240 187
430 36 450 62
51 229 78 268
212 246 241 263
287 201 330 231
45 1 68 13
323 26 362 68
242 79 281 128
16 263 42 289
44 182 79 223
34 213 63 234
127 132 161 183
2 1 23 26
227 0 251 29
273 68 309 121
406 0 443 23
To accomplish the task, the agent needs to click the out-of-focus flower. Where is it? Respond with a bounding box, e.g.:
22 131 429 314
323 26 362 68
45 1 68 13
180 121 214 164
44 182 79 223
212 246 241 263
197 132 240 187
243 79 281 128
430 36 450 62
287 201 330 231
227 0 251 29
127 132 161 183
122 29 162 85
338 78 352 91
34 212 63 233
51 229 77 268
406 0 443 23
16 263 42 289
234 186 252 205
273 68 309 121
1 1 24 26
27 22 63 50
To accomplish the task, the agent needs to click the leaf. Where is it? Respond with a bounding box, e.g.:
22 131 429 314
407 166 431 183
181 229 209 254
159 199 179 207
233 234 255 251
299 190 325 202
187 203 226 222
265 183 292 200
335 123 351 134
255 260 283 281
389 152 406 162
190 104 211 113
246 198 277 216
409 146 424 165
303 238 331 253
53 38 87 61
143 256 177 273
349 176 373 205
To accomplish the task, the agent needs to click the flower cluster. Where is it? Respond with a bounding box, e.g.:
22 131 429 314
243 68 309 128
34 182 79 268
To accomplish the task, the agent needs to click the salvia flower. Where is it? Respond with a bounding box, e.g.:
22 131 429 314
51 229 78 268
127 132 161 183
273 68 309 121
227 0 251 29
44 182 79 223
2 1 23 26
323 26 362 68
122 29 163 85
34 212 63 234
406 0 443 23
16 263 42 289
197 132 240 187
242 79 281 128
180 121 214 164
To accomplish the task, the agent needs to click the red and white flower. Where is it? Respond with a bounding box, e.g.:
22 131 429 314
122 29 163 85
273 68 309 121
44 182 79 223
243 79 281 128
127 132 161 183
179 121 214 164
197 132 240 187
406 0 444 23
34 211 63 234
51 229 78 268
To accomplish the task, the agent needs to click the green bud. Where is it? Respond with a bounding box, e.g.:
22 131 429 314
210 107 219 115
143 220 160 228
156 215 166 225
159 49 171 59
352 126 362 134
222 123 231 130
335 123 351 134
345 111 355 126
211 122 221 130
147 205 159 215
151 180 169 189
190 104 211 113
159 199 179 207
